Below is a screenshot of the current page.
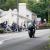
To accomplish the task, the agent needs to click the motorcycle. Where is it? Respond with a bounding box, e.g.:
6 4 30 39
28 28 35 38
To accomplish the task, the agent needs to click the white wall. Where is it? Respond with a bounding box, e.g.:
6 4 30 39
0 9 17 26
19 17 25 26
19 3 33 20
0 3 37 26
19 3 26 17
26 9 32 20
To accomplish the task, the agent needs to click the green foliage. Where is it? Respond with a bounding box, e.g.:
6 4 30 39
0 0 17 10
0 0 28 10
0 29 4 33
18 0 27 3
27 0 48 21
48 36 50 38
48 0 50 23
0 0 6 5
5 0 17 9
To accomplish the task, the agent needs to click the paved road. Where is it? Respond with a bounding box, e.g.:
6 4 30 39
0 29 50 50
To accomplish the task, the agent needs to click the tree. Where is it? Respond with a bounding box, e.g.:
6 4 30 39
0 0 6 5
5 0 17 10
18 0 27 3
0 0 28 10
0 0 17 10
27 0 48 22
0 0 6 9
48 0 50 23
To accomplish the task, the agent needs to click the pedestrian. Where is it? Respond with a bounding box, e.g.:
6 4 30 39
23 23 26 30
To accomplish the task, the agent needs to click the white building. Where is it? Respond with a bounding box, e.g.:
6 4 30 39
0 3 37 28
19 3 37 28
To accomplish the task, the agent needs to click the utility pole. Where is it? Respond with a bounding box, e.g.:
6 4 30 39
16 0 19 32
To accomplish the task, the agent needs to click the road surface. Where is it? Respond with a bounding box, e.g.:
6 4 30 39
0 29 50 50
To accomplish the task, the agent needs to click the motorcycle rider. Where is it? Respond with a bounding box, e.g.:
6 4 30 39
28 20 35 38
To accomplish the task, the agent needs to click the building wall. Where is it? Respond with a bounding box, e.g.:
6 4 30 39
0 3 37 28
19 3 37 28
19 3 26 17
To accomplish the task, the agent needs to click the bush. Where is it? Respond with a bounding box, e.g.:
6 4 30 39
47 23 50 26
0 29 4 33
46 23 50 28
